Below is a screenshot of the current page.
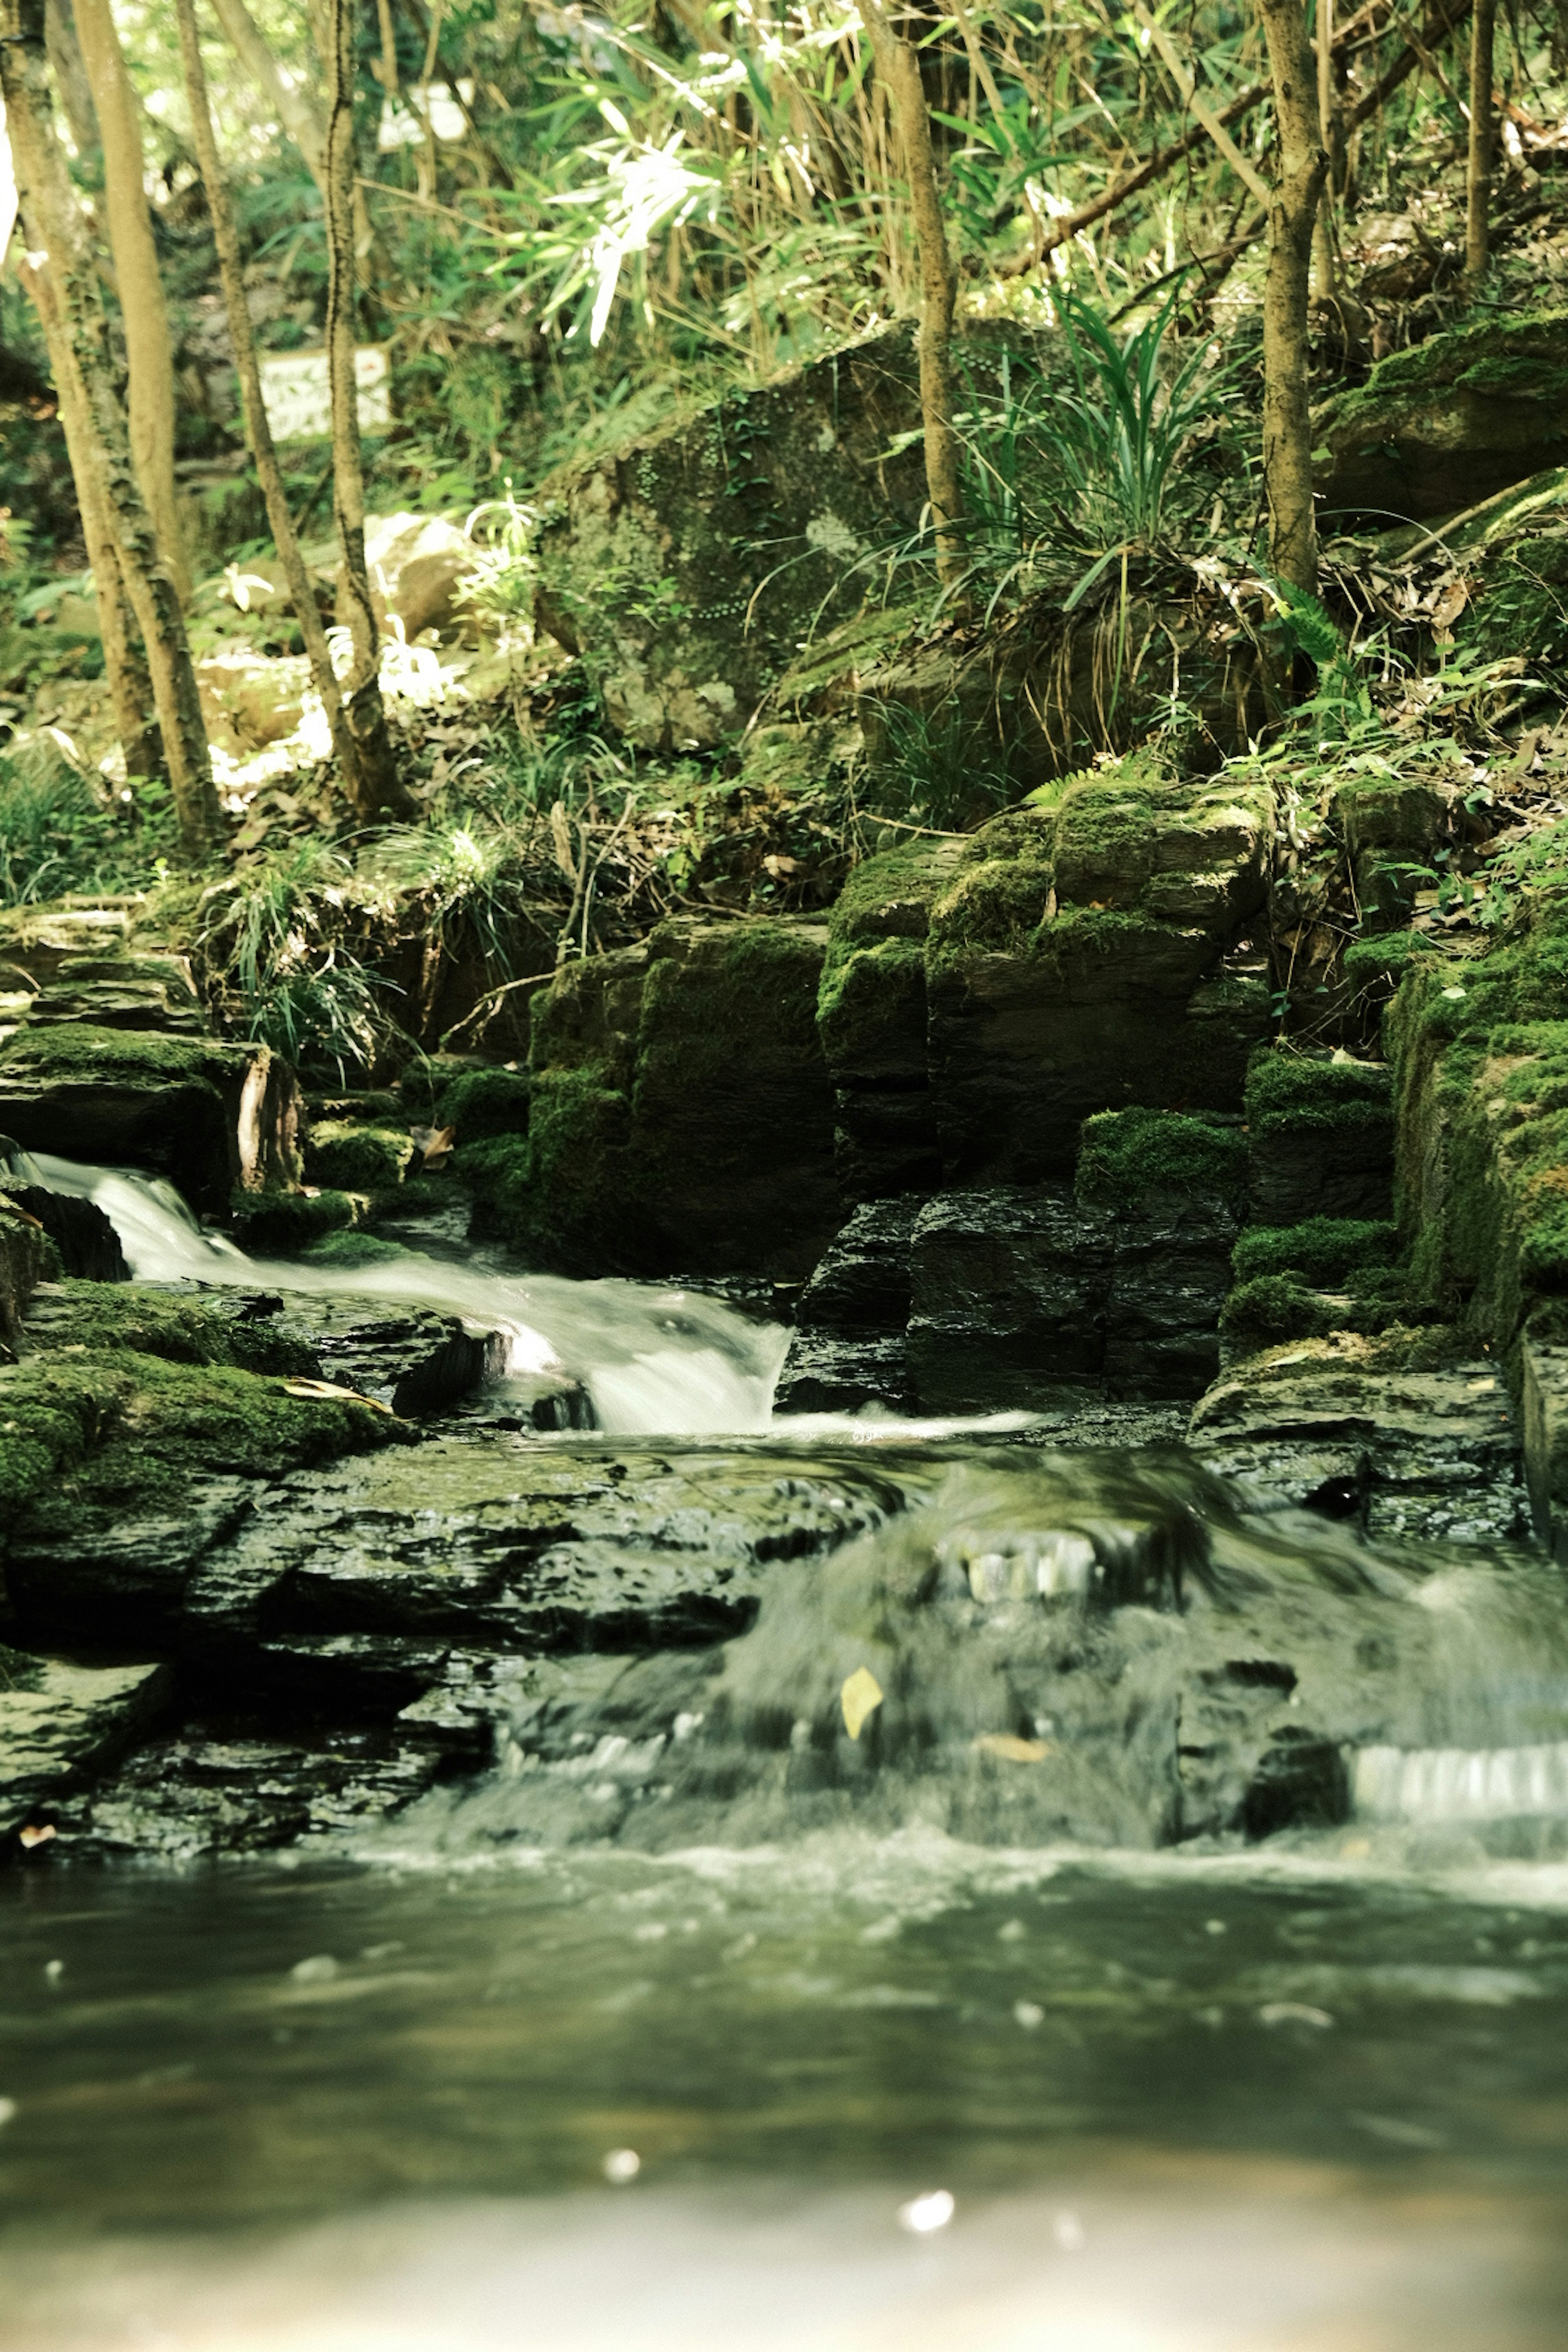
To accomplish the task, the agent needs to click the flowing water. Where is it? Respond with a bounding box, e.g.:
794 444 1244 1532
8 1160 1568 2347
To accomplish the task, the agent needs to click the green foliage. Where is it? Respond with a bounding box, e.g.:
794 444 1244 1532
435 1064 532 1140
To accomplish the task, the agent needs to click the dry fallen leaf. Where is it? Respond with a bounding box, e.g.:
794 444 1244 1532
412 1123 457 1168
973 1734 1051 1764
18 1824 55 1849
840 1666 884 1741
1429 578 1471 637
281 1378 394 1415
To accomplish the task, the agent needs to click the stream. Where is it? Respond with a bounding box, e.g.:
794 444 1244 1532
6 1162 1568 2347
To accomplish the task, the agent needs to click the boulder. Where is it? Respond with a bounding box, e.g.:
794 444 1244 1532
464 914 839 1277
0 1024 302 1214
532 321 1049 748
363 511 475 641
1315 310 1568 525
196 648 310 754
775 1197 919 1414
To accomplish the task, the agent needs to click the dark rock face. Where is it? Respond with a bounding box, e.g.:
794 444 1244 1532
1315 310 1568 523
776 1198 919 1413
0 1025 301 1214
908 1187 1237 1412
532 321 1051 748
0 1649 171 1841
20 951 205 1035
1245 1054 1395 1227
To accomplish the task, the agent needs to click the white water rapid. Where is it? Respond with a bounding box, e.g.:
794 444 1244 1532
23 1152 790 1438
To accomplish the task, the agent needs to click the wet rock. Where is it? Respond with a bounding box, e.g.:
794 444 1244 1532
907 1184 1237 1413
1315 309 1568 523
1521 1333 1568 1561
60 1725 449 1861
1241 1725 1352 1840
265 1293 509 1414
532 321 1047 748
465 914 838 1278
0 1025 302 1214
0 1648 170 1840
1188 1337 1528 1543
775 1198 918 1415
4 1185 127 1281
176 1439 902 1699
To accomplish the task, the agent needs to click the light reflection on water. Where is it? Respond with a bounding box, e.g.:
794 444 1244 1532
2 1845 1567 2346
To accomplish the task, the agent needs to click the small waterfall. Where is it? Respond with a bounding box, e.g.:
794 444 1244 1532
24 1152 789 1439
1355 1741 1568 1821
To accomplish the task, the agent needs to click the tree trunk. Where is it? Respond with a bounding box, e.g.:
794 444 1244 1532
73 0 190 603
1311 0 1338 299
43 0 99 170
174 0 370 814
1 0 218 857
323 0 415 822
1466 0 1497 281
18 255 162 782
1257 0 1330 592
862 0 966 593
207 0 327 189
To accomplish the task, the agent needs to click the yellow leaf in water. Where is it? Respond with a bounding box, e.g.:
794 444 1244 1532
18 1823 56 1848
840 1666 883 1741
973 1734 1051 1764
281 1379 394 1415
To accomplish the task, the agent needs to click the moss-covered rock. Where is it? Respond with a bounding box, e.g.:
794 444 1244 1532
434 1064 532 1140
1315 309 1568 523
1231 1216 1399 1286
0 1191 53 1345
925 756 1273 1182
1244 1049 1395 1225
298 1229 414 1270
532 319 1051 747
0 1348 396 1575
466 914 837 1277
17 1278 318 1376
0 1023 301 1213
1075 1106 1248 1218
229 1185 363 1253
303 1120 415 1191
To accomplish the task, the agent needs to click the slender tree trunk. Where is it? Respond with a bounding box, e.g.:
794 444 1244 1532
1312 0 1338 298
1 0 218 857
18 256 161 782
207 0 327 187
1258 0 1330 592
174 0 372 815
43 0 98 168
1466 0 1496 281
323 0 415 821
73 0 189 602
862 0 966 593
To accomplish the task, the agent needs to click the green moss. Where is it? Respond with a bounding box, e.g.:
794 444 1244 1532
230 1186 362 1252
19 1278 317 1376
304 1121 414 1191
1245 1049 1392 1137
1221 1274 1339 1351
0 1348 398 1536
459 1069 635 1268
826 838 956 949
1342 931 1439 989
1232 1217 1399 1286
1076 1107 1247 1215
434 1065 532 1140
298 1230 413 1269
927 805 1057 958
0 1021 249 1086
1320 308 1568 439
